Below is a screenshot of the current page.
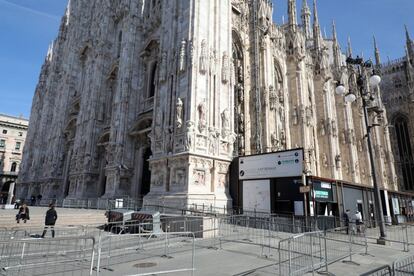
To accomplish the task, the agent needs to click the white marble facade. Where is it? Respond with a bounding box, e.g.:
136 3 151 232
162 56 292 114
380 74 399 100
18 0 400 208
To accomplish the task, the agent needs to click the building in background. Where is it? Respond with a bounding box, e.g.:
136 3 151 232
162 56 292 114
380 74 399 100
0 114 29 203
380 26 414 216
17 0 410 222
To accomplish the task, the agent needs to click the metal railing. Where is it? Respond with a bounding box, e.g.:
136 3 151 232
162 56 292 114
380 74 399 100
0 236 96 276
393 254 414 275
95 232 195 276
277 227 368 275
366 224 414 252
360 265 392 276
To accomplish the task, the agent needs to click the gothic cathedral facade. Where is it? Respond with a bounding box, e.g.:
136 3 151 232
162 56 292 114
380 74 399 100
18 0 401 209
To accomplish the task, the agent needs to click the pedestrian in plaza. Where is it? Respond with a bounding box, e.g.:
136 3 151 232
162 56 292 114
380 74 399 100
41 203 58 238
355 210 363 233
30 195 36 206
37 194 42 206
16 203 30 223
344 209 350 234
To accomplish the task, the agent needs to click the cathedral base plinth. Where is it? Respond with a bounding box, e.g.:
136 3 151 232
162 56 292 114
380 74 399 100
143 192 232 214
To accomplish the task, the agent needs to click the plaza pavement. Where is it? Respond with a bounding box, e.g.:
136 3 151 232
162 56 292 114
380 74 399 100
1 207 413 275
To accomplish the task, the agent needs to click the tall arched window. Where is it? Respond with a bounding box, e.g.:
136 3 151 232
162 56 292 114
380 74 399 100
148 62 157 98
11 162 17 172
394 115 414 190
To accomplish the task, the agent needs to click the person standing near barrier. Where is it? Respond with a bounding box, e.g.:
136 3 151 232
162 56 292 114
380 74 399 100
344 209 350 234
355 210 363 234
16 203 30 223
41 204 58 238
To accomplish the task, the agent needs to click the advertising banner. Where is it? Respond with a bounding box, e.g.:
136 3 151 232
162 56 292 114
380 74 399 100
239 149 303 180
242 180 271 212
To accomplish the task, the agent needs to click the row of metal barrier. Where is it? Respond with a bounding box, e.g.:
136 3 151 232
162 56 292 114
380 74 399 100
1 214 413 275
361 255 414 275
365 224 414 252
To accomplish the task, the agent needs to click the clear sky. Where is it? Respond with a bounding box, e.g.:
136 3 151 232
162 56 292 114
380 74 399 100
0 0 413 119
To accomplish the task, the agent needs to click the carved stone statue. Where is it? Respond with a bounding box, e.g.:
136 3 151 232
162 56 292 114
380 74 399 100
238 113 245 133
271 132 279 151
331 119 337 136
154 110 163 139
269 85 277 110
179 40 187 72
280 130 286 148
221 108 230 137
238 134 245 154
279 106 285 123
184 121 193 151
335 154 341 169
292 106 298 125
237 83 244 102
322 153 328 168
222 51 229 83
176 98 183 128
198 102 207 132
305 106 312 126
199 40 207 74
320 119 326 136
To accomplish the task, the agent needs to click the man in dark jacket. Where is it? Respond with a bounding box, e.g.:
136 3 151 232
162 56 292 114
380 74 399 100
41 204 58 238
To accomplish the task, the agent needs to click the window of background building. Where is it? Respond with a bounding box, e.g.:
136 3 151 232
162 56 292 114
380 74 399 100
18 132 23 137
2 129 7 134
0 139 5 148
11 162 17 172
15 142 21 151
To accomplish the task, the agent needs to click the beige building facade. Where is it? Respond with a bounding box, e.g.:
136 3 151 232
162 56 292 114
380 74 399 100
18 0 404 216
0 114 29 202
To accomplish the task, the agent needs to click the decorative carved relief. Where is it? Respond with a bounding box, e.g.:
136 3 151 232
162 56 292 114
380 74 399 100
193 169 205 185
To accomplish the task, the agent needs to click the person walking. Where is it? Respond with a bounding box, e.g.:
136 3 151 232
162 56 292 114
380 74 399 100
41 204 58 238
355 210 363 234
16 203 30 223
344 209 350 234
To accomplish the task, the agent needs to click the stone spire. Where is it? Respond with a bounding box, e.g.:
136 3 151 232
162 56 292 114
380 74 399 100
64 0 72 26
332 21 342 68
347 36 353 57
373 36 381 65
313 0 322 50
405 25 414 64
301 0 311 39
288 0 298 28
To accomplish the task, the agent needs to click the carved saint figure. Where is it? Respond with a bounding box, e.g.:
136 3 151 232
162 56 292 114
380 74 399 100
237 83 244 103
176 98 183 128
238 113 245 133
320 119 326 136
154 110 163 139
322 153 328 168
179 40 187 72
198 102 207 132
271 132 279 151
269 85 278 110
331 120 337 136
292 106 298 125
335 154 341 169
184 121 194 151
221 108 230 137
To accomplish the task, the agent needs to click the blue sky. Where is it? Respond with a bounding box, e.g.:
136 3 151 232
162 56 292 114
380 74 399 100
0 0 413 119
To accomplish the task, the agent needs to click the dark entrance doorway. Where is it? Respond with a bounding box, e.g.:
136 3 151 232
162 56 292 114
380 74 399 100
140 147 152 197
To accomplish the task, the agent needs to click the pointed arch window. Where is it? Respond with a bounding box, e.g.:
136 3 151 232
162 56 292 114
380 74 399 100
148 61 157 98
117 31 123 58
394 115 414 190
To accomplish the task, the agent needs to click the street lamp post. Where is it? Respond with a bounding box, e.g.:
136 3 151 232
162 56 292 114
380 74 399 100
335 55 387 242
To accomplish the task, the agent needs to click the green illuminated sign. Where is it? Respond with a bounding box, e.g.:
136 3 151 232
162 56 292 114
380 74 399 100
314 190 329 199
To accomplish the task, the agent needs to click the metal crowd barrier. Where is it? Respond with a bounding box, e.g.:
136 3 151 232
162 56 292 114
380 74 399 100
365 224 414 252
360 265 392 276
0 236 96 276
95 232 195 276
393 254 414 275
277 227 368 275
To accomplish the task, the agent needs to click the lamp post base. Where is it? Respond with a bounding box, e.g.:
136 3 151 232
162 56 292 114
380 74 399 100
376 237 388 245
